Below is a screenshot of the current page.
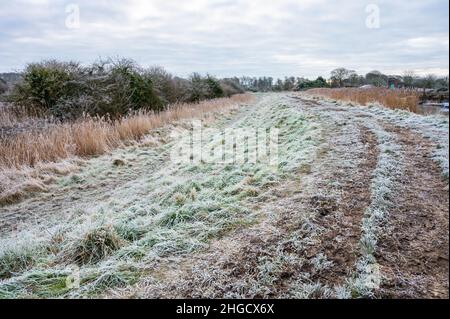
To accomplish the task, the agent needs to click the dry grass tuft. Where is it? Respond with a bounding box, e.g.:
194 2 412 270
0 180 47 206
307 88 420 113
0 245 35 280
0 168 47 206
0 160 81 206
62 225 123 266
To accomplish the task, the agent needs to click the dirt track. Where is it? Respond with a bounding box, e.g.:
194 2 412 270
376 124 449 298
119 94 449 299
0 93 448 299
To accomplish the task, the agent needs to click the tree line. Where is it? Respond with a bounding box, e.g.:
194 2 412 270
329 68 448 89
1 60 448 120
237 69 448 91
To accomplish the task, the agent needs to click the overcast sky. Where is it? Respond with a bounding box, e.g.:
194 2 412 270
0 0 448 78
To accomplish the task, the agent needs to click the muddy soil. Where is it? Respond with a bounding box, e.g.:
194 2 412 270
376 124 449 298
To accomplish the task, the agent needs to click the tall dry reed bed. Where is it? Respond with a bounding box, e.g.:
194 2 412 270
0 94 253 169
307 88 420 113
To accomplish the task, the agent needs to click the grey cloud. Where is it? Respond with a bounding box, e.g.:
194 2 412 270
0 0 448 78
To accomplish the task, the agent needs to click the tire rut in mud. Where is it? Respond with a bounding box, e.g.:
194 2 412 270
129 109 380 298
375 123 449 299
297 125 379 288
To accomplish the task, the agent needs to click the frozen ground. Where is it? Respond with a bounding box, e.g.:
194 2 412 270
0 93 448 299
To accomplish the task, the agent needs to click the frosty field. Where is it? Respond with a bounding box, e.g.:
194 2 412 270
0 93 448 299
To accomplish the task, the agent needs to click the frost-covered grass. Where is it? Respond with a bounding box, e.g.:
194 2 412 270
366 106 449 180
5 93 441 299
347 121 402 298
0 94 322 298
139 96 378 299
287 94 449 298
0 241 38 280
309 96 406 297
317 94 449 180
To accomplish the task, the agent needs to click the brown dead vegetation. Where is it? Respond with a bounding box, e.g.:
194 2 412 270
0 94 253 169
307 88 420 113
0 94 253 207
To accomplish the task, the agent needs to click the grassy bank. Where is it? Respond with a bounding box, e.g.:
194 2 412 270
0 94 322 298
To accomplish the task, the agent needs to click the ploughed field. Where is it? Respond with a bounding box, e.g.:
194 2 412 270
0 93 448 298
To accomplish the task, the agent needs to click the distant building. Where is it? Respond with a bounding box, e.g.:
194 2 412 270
388 76 404 89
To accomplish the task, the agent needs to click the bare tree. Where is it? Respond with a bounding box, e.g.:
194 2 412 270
403 70 415 88
365 70 388 87
423 74 437 89
330 68 354 87
348 72 364 87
